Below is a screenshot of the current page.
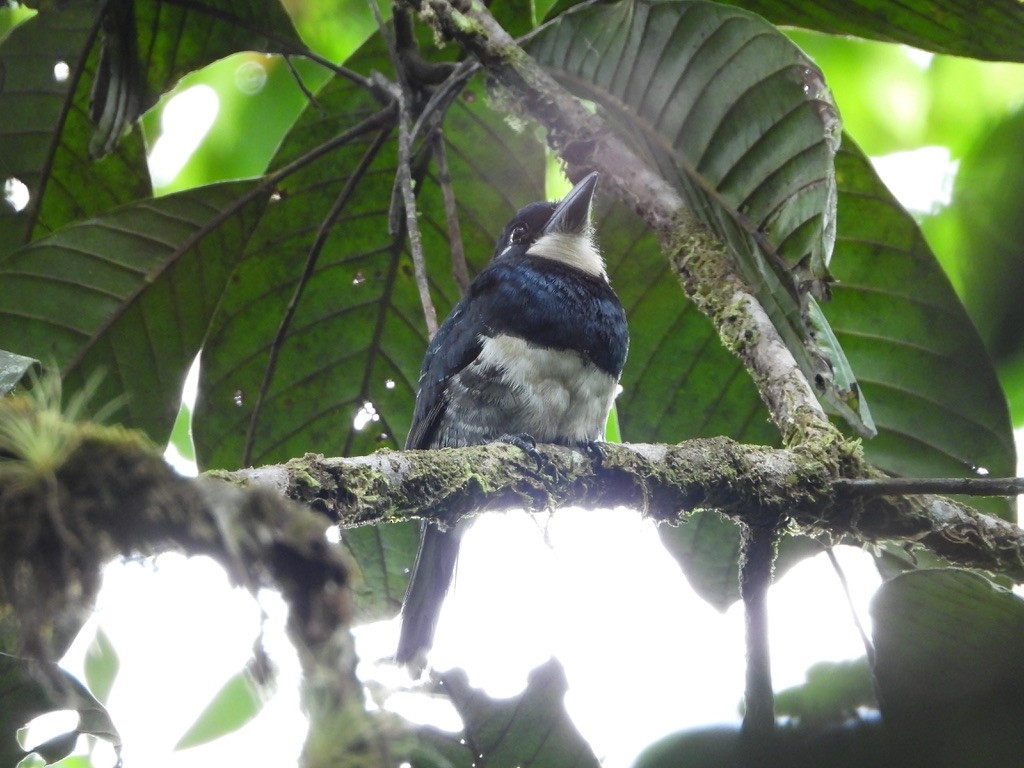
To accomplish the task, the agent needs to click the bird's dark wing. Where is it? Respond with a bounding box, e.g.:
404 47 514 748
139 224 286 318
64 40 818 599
398 273 500 667
405 271 500 450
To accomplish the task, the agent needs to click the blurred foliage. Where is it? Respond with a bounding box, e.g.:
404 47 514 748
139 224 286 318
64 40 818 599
871 569 1024 767
0 5 34 39
774 658 876 728
789 32 1024 157
174 666 272 751
142 54 332 194
788 30 1024 424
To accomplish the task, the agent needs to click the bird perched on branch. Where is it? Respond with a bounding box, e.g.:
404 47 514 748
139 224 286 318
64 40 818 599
397 172 628 667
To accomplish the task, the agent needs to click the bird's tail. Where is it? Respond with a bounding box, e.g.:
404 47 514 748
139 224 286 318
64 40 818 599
396 521 464 668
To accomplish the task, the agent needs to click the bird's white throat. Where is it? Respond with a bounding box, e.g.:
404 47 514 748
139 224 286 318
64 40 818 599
528 232 605 277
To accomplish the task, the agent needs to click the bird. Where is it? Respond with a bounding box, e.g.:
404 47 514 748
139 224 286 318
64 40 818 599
396 171 628 667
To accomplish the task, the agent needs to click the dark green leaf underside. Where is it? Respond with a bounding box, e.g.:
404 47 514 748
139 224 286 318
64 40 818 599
829 138 1014 519
531 0 873 436
0 4 151 258
722 0 1024 62
0 180 266 442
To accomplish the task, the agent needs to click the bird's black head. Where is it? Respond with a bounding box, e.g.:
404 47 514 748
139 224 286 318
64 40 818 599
491 172 604 277
491 200 558 259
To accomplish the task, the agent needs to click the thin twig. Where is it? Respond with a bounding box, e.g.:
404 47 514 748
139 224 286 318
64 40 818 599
408 60 480 146
834 476 1024 498
242 129 392 466
299 47 379 93
283 54 321 110
373 0 439 337
823 545 874 664
433 130 470 293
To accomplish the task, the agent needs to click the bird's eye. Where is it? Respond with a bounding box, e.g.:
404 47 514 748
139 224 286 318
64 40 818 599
510 224 528 243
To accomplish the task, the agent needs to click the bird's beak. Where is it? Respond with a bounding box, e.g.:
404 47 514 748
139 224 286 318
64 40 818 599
542 172 598 236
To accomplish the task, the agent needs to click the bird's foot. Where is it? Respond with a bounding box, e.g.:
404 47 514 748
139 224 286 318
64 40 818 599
582 439 607 468
499 432 543 469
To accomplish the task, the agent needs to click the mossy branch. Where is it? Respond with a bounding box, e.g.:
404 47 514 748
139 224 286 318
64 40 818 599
222 440 1024 581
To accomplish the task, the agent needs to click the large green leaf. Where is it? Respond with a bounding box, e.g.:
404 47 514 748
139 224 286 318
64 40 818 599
0 181 267 442
871 569 1024 766
774 657 875 728
531 0 874 437
0 3 151 258
828 137 1015 519
632 720 897 768
648 133 1015 607
722 0 1024 62
193 34 545 619
531 0 871 607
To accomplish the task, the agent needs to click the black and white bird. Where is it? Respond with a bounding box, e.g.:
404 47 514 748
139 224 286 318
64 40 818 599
397 172 628 666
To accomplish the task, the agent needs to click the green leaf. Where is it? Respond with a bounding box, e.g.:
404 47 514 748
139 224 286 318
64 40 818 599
872 569 1024 704
128 0 307 112
531 0 873 436
149 54 332 194
342 523 421 622
871 569 1024 766
174 667 271 751
828 137 1015 519
600 204 775 448
784 32 1024 158
649 133 1016 604
0 3 151 258
0 180 268 443
656 512 822 611
720 0 1024 62
0 350 38 396
532 0 872 606
82 628 119 707
0 652 120 767
0 0 309 260
439 658 599 768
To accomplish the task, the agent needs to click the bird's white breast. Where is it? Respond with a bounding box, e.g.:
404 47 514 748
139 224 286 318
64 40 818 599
473 334 618 443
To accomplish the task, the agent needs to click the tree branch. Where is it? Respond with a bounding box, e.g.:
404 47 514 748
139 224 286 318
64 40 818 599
0 425 355 701
223 440 1024 581
740 522 777 736
835 476 1024 498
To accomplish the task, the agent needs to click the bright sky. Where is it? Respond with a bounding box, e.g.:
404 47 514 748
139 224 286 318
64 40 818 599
27 51 1021 768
